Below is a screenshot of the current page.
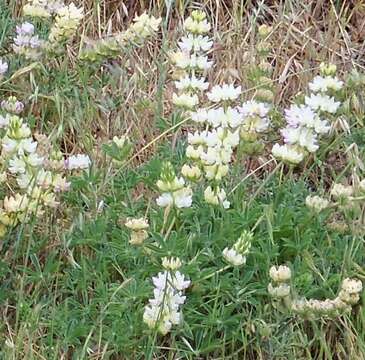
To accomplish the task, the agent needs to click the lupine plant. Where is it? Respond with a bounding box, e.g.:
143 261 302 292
0 2 364 359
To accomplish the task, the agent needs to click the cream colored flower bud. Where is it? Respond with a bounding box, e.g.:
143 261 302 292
125 217 149 231
330 183 353 199
341 278 362 294
162 257 182 271
258 24 272 38
305 195 329 212
320 62 337 76
269 265 291 283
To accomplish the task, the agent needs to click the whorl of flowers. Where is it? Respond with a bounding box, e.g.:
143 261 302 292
0 96 90 236
48 3 83 45
79 13 161 62
156 162 192 209
125 217 149 245
272 63 343 165
143 258 190 335
222 230 253 266
12 22 43 60
268 265 291 298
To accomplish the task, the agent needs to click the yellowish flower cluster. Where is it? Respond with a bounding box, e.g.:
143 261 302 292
48 3 83 45
23 0 64 18
125 217 149 245
292 278 362 318
80 13 161 62
0 97 90 237
268 265 291 298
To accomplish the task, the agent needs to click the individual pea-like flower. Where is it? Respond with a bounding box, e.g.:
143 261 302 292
162 257 182 271
172 93 199 110
305 195 329 212
330 183 353 199
156 187 193 208
271 144 304 164
0 59 8 76
174 76 209 92
308 76 344 93
222 248 246 266
4 193 29 213
269 265 291 283
305 94 341 114
181 164 202 182
183 11 211 34
178 34 213 53
207 84 242 103
204 186 230 208
65 154 90 170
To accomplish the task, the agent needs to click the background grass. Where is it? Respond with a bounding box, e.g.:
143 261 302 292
0 0 365 359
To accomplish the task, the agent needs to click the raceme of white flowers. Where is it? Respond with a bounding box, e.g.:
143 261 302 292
143 258 190 335
272 63 343 165
0 96 90 237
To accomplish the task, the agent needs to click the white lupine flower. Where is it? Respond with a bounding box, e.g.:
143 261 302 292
178 34 213 53
174 76 209 92
65 154 90 170
175 54 213 70
190 108 208 123
172 93 199 109
280 127 319 152
186 145 204 160
181 164 201 181
308 76 343 93
330 183 353 199
8 157 26 174
206 107 244 128
239 100 270 118
157 187 192 208
156 177 185 192
27 153 44 167
271 144 304 164
268 283 291 298
36 169 53 188
305 94 340 114
0 59 8 75
125 217 149 231
207 84 242 103
4 194 29 213
204 186 230 208
305 195 329 212
222 247 246 266
184 17 211 34
0 114 10 128
269 265 291 283
143 270 190 335
204 164 228 181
